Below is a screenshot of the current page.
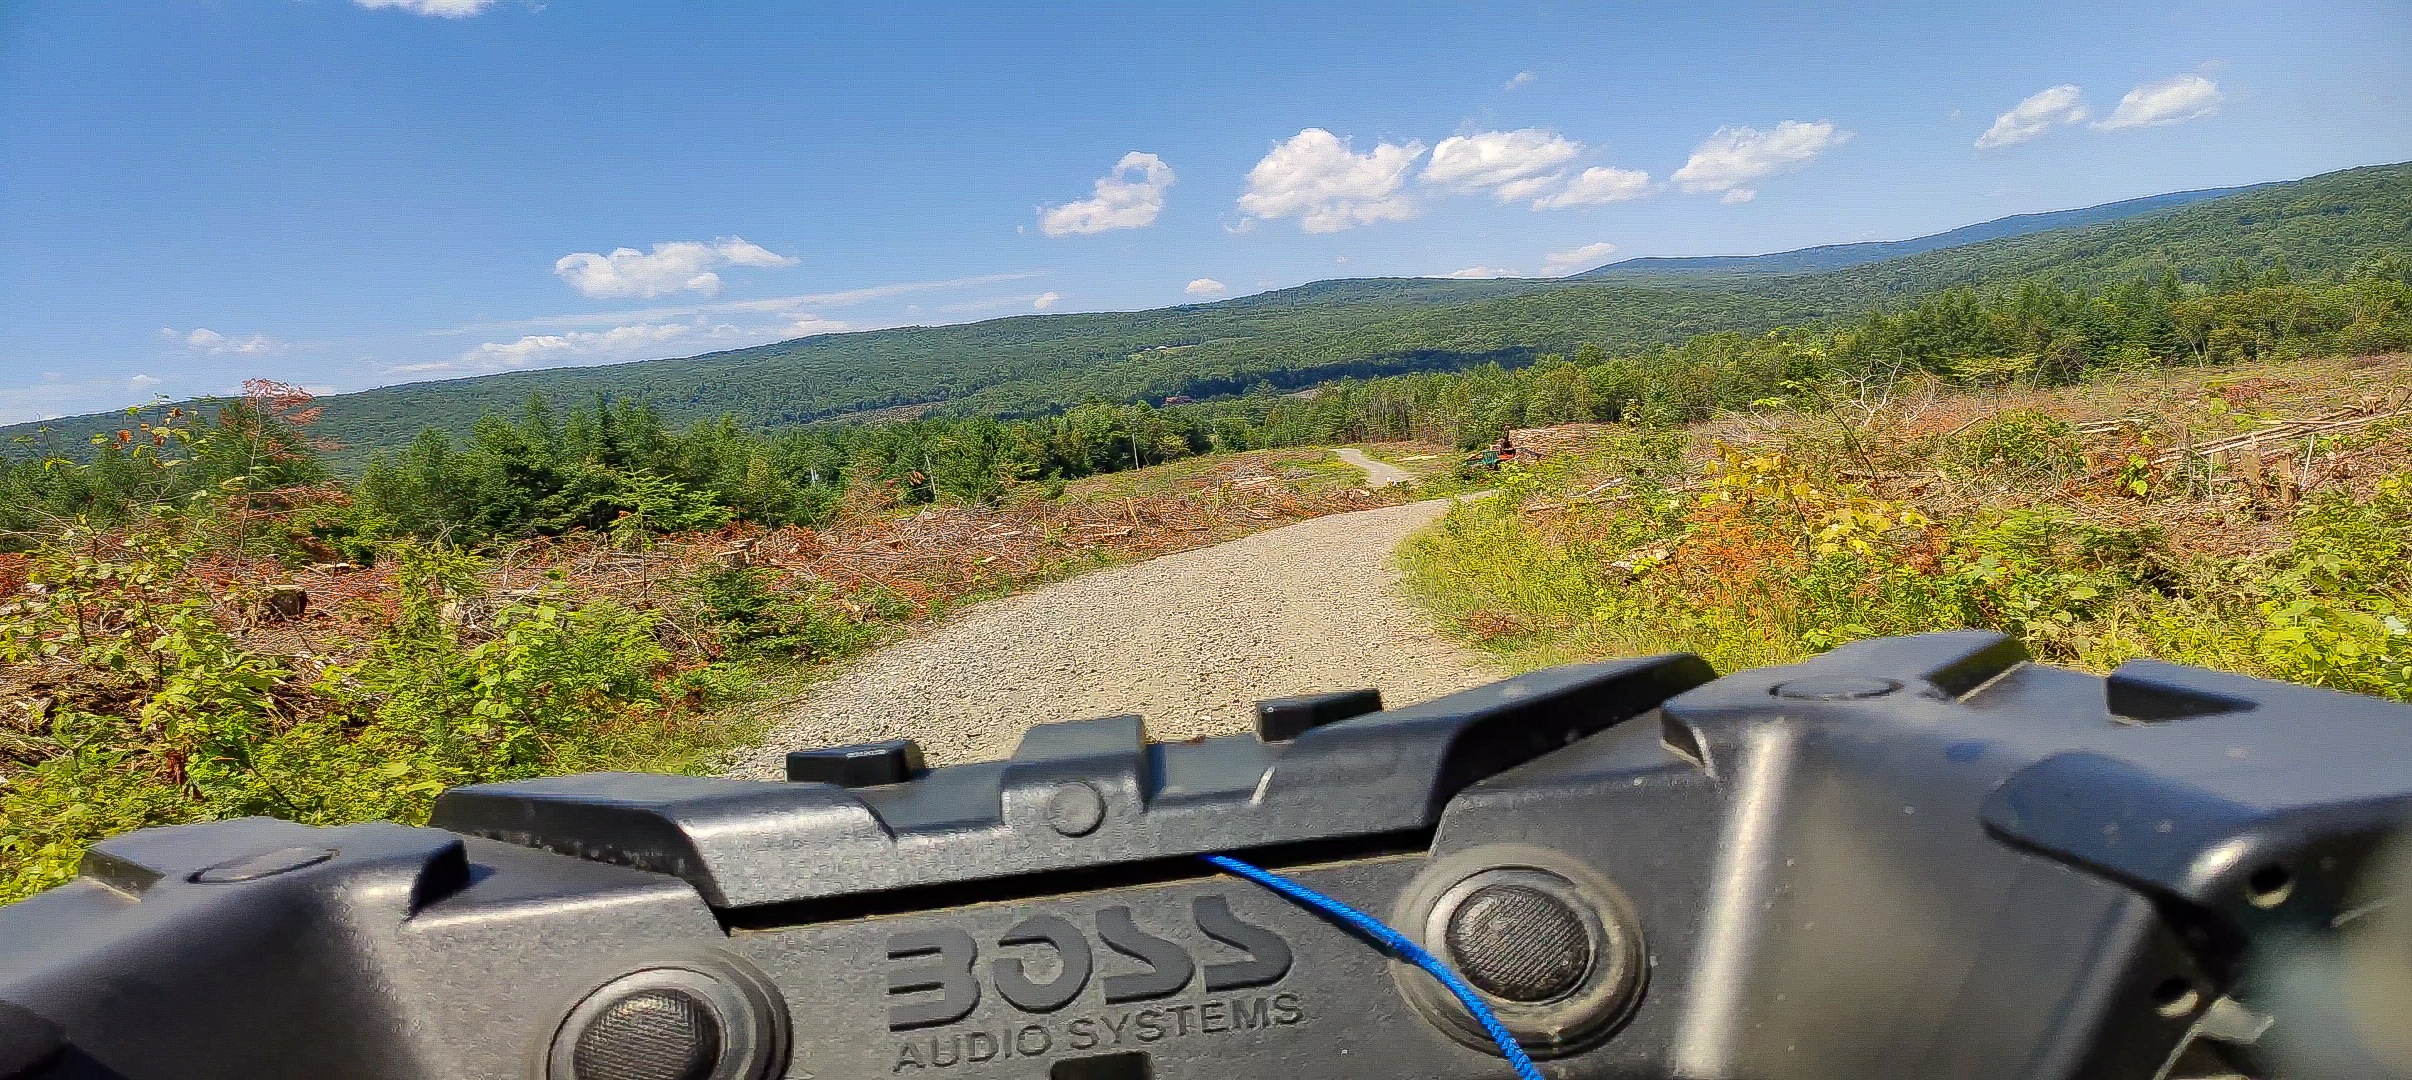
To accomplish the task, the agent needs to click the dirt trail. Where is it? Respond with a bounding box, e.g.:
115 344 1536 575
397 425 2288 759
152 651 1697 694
723 498 1497 776
1332 446 1413 488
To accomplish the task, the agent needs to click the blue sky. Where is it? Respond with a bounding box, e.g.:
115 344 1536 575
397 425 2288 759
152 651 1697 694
3 1 2407 424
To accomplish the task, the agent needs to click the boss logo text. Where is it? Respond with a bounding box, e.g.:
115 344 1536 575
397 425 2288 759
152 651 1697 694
885 895 1292 1030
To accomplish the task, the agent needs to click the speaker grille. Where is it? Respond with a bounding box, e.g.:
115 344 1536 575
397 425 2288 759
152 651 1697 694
1443 883 1592 1002
570 988 723 1080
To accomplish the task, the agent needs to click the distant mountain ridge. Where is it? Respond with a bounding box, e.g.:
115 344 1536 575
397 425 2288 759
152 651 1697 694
5 162 2404 468
1573 184 2261 281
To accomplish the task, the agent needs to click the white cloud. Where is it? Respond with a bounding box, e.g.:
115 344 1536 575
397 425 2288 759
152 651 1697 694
1184 278 1227 297
780 315 849 337
438 271 1046 336
937 293 1066 314
1422 129 1583 200
1976 85 2090 149
1531 166 1655 209
1503 71 1538 91
391 268 1054 386
353 0 496 16
1039 152 1175 236
1491 176 1558 203
1441 266 1521 279
160 327 282 354
1543 242 1617 274
1416 130 1653 210
378 359 490 376
421 314 851 379
2094 74 2224 130
467 323 692 366
1672 120 1854 203
0 373 181 425
552 236 797 299
1237 128 1427 233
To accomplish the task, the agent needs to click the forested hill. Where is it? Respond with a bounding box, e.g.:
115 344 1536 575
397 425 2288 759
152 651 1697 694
8 161 2407 466
1790 162 2410 297
1574 183 2257 282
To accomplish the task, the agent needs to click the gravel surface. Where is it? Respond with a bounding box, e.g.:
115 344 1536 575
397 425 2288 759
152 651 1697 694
1331 447 1412 487
722 497 1499 775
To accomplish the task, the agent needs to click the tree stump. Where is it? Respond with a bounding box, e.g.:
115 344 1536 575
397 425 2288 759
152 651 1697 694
260 587 308 622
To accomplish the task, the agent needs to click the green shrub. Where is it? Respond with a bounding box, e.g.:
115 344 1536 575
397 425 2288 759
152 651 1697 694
2247 475 2412 696
0 537 702 902
276 504 388 566
1946 411 2085 481
685 565 888 662
1404 451 2410 703
0 723 199 900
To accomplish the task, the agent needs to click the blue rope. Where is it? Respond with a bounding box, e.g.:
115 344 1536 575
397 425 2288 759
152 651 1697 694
1200 853 1545 1080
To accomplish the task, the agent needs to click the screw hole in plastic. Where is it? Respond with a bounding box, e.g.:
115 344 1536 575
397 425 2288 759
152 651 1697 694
2150 977 2201 1019
2244 863 2293 908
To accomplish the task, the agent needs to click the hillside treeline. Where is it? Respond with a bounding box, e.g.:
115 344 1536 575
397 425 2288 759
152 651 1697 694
4 259 2407 552
1249 258 2412 446
6 162 2406 463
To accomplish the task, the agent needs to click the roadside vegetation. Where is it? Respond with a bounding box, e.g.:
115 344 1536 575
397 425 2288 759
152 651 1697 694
1 246 2405 901
1403 352 2412 700
0 389 1406 900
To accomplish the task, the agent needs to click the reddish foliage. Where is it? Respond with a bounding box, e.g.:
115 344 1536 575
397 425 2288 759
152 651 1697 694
1462 609 1533 642
2206 378 2282 409
231 379 342 454
1 454 1406 755
548 475 1400 621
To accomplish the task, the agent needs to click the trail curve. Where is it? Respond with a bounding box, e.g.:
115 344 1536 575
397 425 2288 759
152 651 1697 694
723 497 1495 775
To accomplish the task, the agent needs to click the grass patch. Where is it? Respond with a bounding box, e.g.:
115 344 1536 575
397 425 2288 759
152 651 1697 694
1060 446 1371 501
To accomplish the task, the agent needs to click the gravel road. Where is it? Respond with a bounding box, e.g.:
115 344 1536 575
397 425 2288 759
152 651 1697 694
722 496 1499 775
1331 447 1412 488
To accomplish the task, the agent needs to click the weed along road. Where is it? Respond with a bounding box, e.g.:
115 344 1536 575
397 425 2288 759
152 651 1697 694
723 496 1498 774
